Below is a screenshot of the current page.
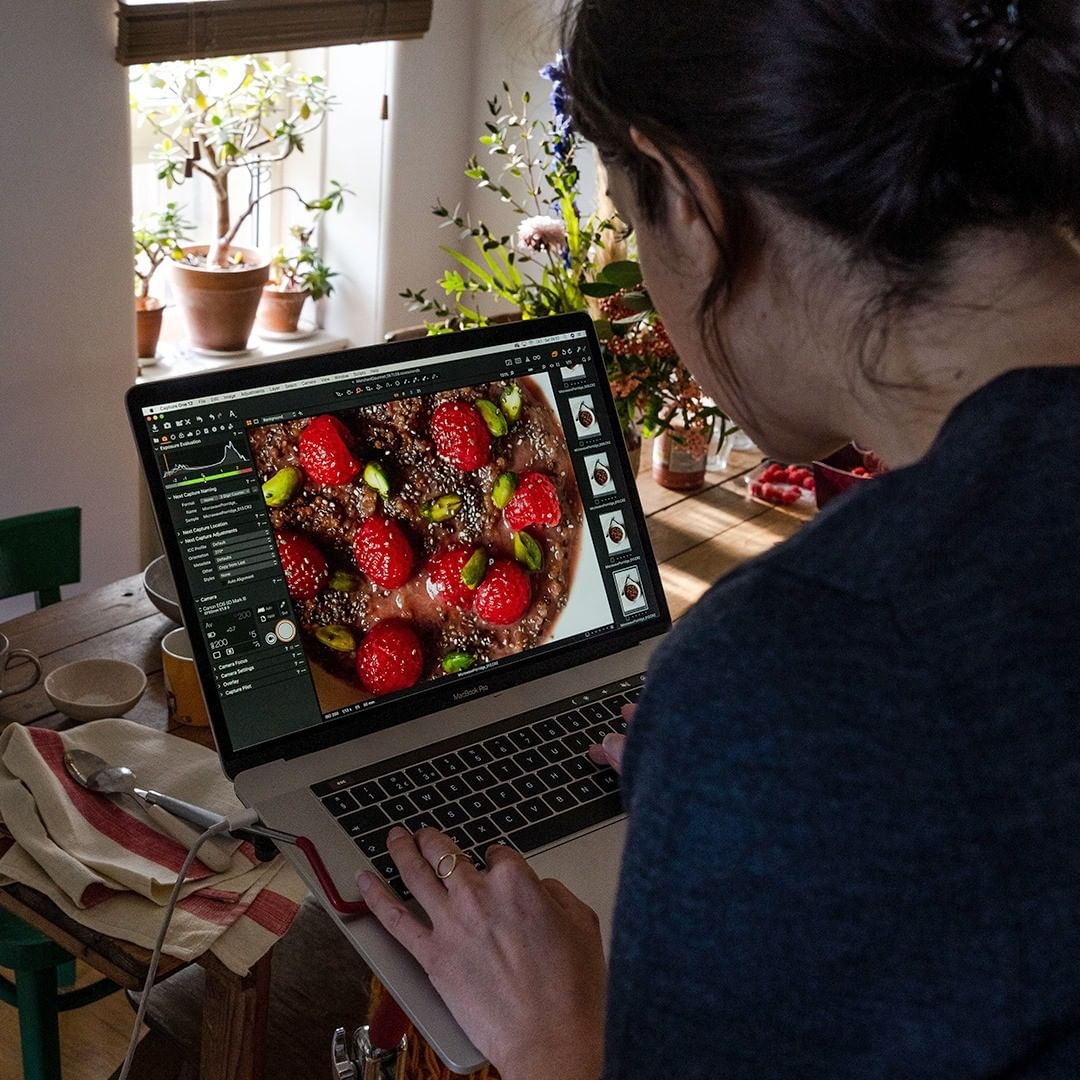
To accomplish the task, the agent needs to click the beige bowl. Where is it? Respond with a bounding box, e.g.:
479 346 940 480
44 659 147 722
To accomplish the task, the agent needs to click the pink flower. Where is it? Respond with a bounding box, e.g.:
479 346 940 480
516 215 567 255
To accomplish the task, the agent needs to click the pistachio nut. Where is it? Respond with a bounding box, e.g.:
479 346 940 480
261 466 302 507
420 494 463 522
500 382 523 422
441 651 476 674
363 460 391 498
513 530 544 572
476 398 509 437
328 569 360 592
460 548 488 589
314 625 356 651
492 471 518 509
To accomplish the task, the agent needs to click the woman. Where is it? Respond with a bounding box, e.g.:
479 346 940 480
356 2 1080 1076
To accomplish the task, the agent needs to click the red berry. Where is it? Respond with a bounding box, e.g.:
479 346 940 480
356 620 424 696
299 414 361 486
430 400 491 472
353 516 415 588
425 548 476 609
805 477 816 491
504 472 562 532
473 559 531 625
275 530 327 601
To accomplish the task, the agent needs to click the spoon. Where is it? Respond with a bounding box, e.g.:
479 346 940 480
63 749 226 832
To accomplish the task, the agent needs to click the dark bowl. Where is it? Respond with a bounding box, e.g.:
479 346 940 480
811 445 876 509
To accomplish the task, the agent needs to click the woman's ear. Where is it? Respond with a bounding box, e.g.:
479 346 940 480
628 126 725 236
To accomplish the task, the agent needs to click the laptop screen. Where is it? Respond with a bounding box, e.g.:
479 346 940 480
130 314 667 770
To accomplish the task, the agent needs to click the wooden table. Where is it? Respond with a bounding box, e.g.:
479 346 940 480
0 447 805 1079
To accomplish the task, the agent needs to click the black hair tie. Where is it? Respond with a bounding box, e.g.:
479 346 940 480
958 1 1029 93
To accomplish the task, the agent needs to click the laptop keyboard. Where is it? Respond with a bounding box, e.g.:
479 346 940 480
311 674 643 900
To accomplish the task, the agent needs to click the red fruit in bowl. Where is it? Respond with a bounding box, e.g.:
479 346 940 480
356 619 424 696
300 414 361 486
354 516 415 588
473 559 531 625
425 548 477 609
504 472 561 532
275 530 328 601
430 400 491 472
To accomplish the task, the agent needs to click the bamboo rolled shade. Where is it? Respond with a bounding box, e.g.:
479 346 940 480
116 0 433 64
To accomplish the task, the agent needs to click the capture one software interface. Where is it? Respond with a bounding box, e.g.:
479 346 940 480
142 329 660 751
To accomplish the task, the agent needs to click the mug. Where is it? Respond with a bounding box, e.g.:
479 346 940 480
0 632 42 700
161 627 210 727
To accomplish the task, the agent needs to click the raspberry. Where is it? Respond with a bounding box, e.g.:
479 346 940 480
275 530 327 601
504 472 561 532
425 548 477 609
355 620 424 696
299 414 361 486
430 400 491 472
473 559 531 625
353 516 415 588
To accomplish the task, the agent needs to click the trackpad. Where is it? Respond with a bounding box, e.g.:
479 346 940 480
526 817 627 950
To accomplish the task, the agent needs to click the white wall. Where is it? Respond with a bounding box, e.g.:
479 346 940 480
0 0 139 612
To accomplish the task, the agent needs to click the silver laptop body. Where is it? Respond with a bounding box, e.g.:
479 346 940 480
128 313 670 1073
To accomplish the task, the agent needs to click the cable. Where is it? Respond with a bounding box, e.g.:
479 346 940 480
116 818 232 1080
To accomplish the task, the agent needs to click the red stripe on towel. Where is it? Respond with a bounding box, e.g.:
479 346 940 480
29 728 214 880
178 890 239 926
80 881 123 907
244 889 300 936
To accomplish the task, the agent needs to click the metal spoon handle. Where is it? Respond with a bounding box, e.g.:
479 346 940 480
134 787 226 831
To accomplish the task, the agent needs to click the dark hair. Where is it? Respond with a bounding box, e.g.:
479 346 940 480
562 0 1080 308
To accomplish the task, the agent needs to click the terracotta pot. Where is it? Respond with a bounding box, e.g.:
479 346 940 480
135 297 164 361
652 425 708 491
171 245 270 353
258 285 309 333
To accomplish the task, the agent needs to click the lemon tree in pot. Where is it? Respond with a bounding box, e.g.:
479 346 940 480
258 188 346 335
131 56 338 352
132 202 191 363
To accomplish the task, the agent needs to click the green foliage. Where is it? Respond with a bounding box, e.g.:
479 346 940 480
268 182 349 300
401 86 620 329
130 56 337 264
132 202 192 299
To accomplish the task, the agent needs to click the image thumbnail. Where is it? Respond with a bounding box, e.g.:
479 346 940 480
569 396 599 439
599 512 631 555
560 363 585 382
613 568 648 615
584 453 616 498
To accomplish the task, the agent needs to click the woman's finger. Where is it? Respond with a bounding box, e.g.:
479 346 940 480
386 826 455 910
414 827 479 889
587 731 626 773
356 869 433 961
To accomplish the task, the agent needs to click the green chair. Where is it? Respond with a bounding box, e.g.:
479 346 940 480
0 506 117 1078
0 507 82 609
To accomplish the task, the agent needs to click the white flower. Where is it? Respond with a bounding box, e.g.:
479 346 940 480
516 215 567 255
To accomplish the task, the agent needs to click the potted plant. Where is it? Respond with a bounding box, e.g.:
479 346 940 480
401 62 735 477
258 189 346 335
131 56 340 352
132 202 191 362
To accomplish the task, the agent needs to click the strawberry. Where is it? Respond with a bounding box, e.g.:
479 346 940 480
504 472 561 532
356 620 424 696
425 548 477 609
275 530 328 601
473 559 531 625
353 516 415 588
430 400 491 472
299 414 361 486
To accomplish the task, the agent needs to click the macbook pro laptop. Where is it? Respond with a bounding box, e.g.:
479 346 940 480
127 311 670 1072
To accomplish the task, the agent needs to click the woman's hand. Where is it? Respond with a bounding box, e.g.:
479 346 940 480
587 703 635 774
357 826 606 1080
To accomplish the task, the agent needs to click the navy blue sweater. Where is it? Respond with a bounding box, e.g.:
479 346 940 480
606 368 1080 1078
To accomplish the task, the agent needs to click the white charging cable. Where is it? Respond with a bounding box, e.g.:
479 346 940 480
116 807 262 1080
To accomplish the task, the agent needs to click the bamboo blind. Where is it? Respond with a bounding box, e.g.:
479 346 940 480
116 0 433 64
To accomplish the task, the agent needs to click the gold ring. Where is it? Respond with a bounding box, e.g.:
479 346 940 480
435 852 458 880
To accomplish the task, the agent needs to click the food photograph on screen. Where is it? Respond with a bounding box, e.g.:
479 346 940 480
246 373 608 713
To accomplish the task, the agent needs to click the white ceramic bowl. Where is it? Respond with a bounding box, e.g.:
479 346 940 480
143 556 182 624
44 659 148 722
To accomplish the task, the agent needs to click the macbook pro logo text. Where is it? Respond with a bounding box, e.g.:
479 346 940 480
453 684 489 701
